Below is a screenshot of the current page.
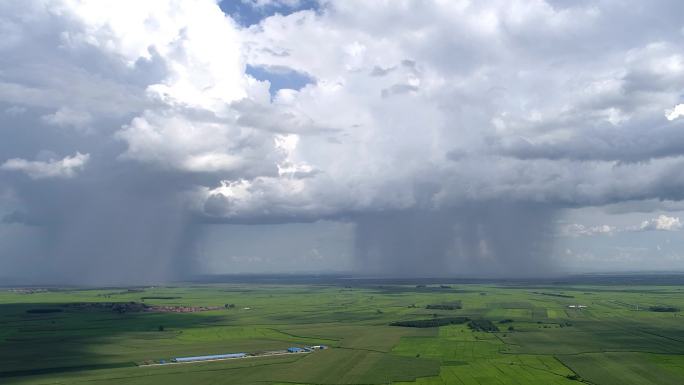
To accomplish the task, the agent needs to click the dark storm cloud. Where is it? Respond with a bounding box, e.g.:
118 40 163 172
1 156 208 285
0 0 275 284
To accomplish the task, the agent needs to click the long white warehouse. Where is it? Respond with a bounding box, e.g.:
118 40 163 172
173 353 246 362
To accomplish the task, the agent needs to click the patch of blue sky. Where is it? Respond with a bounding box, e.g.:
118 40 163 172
220 0 319 26
247 64 315 97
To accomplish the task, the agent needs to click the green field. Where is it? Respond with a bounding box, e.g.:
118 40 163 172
1 281 684 384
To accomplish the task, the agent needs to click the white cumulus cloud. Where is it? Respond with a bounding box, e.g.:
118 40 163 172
640 215 682 231
562 224 616 237
3 0 684 221
564 214 683 237
665 104 684 121
1 152 90 179
42 107 92 130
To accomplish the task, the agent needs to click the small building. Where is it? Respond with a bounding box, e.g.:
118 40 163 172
310 345 327 350
287 347 304 353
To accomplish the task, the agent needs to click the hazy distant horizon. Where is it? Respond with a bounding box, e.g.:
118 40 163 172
5 269 684 288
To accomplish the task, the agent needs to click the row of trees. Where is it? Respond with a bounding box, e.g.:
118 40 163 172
649 306 680 312
467 319 499 332
426 301 462 310
390 317 469 328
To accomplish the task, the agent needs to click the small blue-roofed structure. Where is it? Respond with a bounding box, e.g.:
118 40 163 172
173 353 246 362
287 347 304 353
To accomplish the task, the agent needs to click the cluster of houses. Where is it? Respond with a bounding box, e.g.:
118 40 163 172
287 345 327 353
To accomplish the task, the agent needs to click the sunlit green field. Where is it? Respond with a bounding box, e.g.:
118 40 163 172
1 281 684 384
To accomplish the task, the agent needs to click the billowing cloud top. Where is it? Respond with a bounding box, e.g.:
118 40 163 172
3 0 684 217
1 0 684 282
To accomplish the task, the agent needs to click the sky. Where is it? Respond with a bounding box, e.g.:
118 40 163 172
1 0 684 285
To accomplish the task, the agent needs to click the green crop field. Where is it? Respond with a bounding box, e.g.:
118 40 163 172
1 281 684 384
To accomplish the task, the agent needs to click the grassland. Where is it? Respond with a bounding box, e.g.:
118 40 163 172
1 280 684 384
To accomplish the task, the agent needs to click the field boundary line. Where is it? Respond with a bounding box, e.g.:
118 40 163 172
554 356 599 385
